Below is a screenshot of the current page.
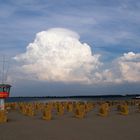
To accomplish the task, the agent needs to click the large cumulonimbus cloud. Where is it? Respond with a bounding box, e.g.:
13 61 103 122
14 28 101 83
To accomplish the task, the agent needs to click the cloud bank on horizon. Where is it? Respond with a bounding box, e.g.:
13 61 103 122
14 28 140 84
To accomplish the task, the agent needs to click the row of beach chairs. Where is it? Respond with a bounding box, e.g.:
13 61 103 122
0 100 140 123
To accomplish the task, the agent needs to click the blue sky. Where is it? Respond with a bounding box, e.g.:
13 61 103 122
0 0 140 96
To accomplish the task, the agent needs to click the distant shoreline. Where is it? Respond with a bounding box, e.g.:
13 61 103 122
8 94 140 98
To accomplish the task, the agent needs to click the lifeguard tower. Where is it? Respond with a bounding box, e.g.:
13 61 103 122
0 84 11 110
0 56 11 111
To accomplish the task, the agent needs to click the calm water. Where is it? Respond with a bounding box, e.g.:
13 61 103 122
5 96 135 103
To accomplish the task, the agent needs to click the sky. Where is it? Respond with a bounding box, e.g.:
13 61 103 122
0 0 140 96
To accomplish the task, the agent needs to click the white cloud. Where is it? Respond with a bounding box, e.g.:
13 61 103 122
99 52 140 83
85 52 140 84
117 52 140 82
14 28 101 83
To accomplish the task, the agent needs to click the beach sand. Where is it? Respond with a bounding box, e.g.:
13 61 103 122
0 105 140 140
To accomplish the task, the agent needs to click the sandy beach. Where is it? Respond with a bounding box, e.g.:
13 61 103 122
0 102 140 140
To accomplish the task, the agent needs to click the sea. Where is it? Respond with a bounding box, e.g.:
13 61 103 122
5 95 137 103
